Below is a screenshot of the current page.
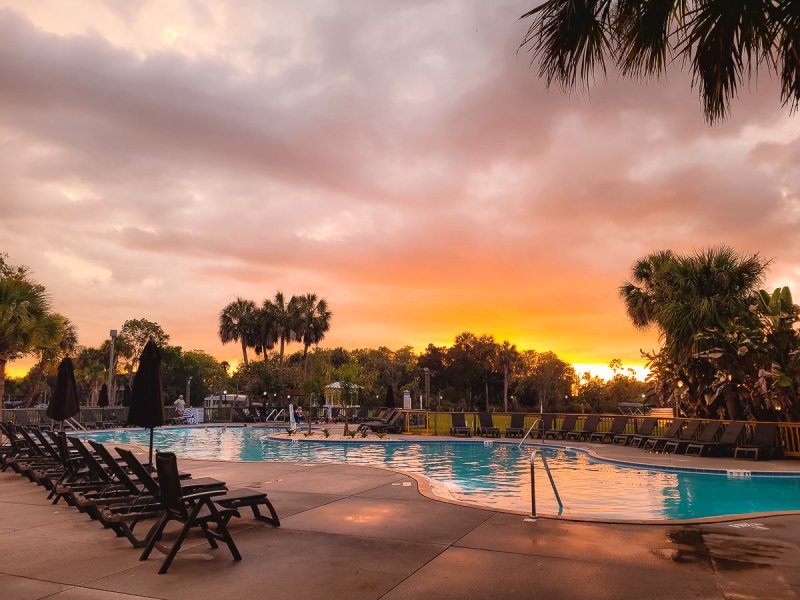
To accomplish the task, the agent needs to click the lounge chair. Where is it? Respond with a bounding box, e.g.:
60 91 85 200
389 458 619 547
665 421 720 454
449 413 472 437
140 451 242 574
613 417 657 446
531 414 555 438
590 416 629 443
633 419 683 449
734 423 780 460
504 413 526 438
367 410 405 433
684 421 746 457
644 419 699 452
566 415 600 441
477 413 500 437
114 447 280 526
543 414 578 440
356 409 397 433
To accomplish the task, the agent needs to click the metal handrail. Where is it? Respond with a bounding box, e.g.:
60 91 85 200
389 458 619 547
518 418 541 449
530 449 563 518
65 417 87 432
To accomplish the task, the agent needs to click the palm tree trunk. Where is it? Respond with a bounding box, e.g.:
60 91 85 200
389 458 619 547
23 361 45 408
503 366 508 412
484 376 489 411
0 357 6 421
303 344 310 374
240 339 249 366
279 336 285 370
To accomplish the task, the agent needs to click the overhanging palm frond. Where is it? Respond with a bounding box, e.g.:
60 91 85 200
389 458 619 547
520 0 615 90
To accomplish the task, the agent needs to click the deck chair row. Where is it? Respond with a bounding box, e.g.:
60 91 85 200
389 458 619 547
0 421 280 574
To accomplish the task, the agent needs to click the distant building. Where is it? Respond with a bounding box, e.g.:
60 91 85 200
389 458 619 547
324 382 363 407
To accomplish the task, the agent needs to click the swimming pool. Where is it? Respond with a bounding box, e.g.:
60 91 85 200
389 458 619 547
85 426 800 521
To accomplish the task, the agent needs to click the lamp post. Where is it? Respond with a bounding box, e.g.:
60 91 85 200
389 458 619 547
108 329 117 406
186 376 192 406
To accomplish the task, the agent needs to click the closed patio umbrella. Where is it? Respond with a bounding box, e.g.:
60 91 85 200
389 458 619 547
127 339 164 466
121 383 132 407
98 384 109 407
47 357 79 429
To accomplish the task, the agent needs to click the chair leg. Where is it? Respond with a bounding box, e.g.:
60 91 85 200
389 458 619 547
159 520 195 574
140 514 170 561
207 502 241 561
252 500 280 526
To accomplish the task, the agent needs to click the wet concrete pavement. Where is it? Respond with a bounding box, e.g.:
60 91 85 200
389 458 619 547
2 451 800 599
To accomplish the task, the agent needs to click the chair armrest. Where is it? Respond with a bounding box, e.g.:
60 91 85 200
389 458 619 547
182 489 228 502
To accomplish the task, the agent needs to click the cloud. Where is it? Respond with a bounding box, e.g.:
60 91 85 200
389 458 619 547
0 1 797 372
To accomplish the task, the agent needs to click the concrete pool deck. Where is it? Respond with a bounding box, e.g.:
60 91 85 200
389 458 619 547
3 439 800 599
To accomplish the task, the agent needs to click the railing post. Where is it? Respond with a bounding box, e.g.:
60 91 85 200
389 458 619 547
530 449 537 517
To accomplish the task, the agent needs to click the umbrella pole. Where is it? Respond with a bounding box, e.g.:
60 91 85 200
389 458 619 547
149 428 154 467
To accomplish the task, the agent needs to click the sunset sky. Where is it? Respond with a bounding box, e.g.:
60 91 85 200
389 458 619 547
2 1 799 381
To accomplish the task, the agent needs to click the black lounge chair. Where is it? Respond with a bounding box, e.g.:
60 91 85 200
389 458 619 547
141 451 242 574
566 415 600 441
504 413 526 438
532 414 555 438
590 416 629 443
544 414 578 440
357 409 398 433
644 419 699 452
634 419 684 450
115 447 280 527
685 421 746 457
477 413 500 437
734 423 780 460
449 413 472 437
368 410 404 433
665 421 720 454
614 417 657 446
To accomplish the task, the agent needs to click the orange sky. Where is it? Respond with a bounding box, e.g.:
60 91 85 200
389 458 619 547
1 2 798 382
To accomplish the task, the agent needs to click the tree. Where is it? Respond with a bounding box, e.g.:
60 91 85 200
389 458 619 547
264 292 299 371
22 314 78 407
294 293 332 373
519 0 800 124
218 298 257 366
118 318 170 383
498 340 519 412
75 346 107 406
0 255 63 409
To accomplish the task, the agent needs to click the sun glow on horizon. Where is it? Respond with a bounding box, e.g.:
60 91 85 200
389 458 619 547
573 363 649 382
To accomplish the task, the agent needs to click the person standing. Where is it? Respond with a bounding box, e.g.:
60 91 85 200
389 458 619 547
173 394 186 417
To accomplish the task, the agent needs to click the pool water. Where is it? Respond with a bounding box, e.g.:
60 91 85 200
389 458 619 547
85 427 800 521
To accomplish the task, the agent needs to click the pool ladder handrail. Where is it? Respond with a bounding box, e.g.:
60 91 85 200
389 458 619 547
530 448 563 518
518 418 541 449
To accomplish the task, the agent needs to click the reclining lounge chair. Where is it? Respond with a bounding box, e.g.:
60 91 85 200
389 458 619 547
477 413 500 437
734 423 780 460
449 413 472 437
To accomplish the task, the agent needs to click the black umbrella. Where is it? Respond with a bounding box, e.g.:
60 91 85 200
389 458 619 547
98 383 109 407
121 383 132 407
127 339 164 466
47 357 79 429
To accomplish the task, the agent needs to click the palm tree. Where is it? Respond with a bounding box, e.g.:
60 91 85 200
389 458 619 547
620 246 768 365
264 292 299 371
520 1 800 123
0 272 61 410
498 340 519 412
295 293 332 373
23 315 78 407
218 298 257 366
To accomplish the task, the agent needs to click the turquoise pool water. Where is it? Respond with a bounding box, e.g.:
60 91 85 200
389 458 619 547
85 426 800 521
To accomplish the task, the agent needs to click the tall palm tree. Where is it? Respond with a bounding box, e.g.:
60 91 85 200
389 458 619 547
0 274 60 409
520 0 800 123
498 340 519 412
264 292 299 371
218 298 257 366
251 304 277 364
295 293 332 373
620 246 768 365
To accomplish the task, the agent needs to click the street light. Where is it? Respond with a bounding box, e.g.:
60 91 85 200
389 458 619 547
186 376 193 407
108 330 117 406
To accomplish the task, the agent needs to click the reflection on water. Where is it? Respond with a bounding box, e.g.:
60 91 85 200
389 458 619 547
86 427 800 520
